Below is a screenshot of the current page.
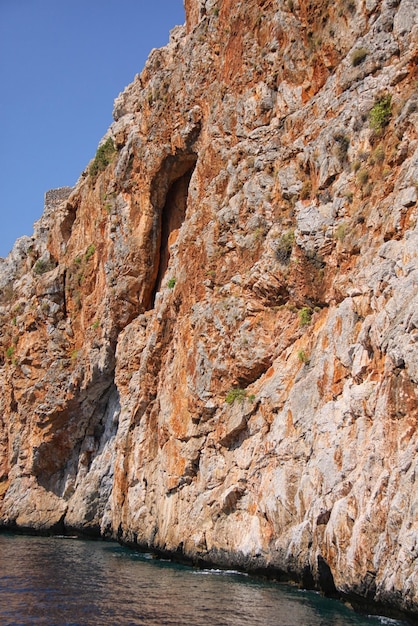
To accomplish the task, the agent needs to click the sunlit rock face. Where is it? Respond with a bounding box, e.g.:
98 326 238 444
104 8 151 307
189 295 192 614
1 0 418 619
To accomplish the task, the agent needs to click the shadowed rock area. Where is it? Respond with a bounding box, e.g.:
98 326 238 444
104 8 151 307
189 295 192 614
0 0 417 621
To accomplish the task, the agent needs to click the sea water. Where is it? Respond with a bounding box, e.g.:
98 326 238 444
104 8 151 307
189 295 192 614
0 533 408 626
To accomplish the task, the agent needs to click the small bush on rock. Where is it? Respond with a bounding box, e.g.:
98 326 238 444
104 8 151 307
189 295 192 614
89 138 116 179
335 222 347 241
225 388 255 404
33 259 55 275
300 180 312 200
334 134 350 162
298 349 309 364
369 95 392 133
85 244 96 262
351 48 368 66
298 307 312 326
275 230 295 264
357 168 369 186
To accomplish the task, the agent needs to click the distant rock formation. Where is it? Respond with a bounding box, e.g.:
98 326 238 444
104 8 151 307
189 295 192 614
1 0 417 620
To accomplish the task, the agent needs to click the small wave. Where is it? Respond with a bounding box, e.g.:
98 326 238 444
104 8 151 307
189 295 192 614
192 568 248 577
368 616 407 625
52 535 79 539
142 552 161 560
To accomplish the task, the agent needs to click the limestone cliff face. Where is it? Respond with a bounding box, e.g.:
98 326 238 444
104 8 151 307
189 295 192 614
1 0 417 618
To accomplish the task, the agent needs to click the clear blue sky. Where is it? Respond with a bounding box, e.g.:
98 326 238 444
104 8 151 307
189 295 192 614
0 0 185 258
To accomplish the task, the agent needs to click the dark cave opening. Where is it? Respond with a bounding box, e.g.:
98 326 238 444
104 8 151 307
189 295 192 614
148 156 197 309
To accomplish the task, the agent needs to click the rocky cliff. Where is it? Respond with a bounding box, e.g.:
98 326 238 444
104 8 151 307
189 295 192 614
1 0 417 620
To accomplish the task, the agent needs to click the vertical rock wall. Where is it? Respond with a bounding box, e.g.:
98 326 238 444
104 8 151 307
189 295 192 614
0 0 417 619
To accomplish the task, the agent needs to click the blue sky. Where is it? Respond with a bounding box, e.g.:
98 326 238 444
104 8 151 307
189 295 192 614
0 0 185 258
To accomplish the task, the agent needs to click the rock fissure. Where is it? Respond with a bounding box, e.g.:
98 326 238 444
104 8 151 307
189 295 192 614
149 156 197 308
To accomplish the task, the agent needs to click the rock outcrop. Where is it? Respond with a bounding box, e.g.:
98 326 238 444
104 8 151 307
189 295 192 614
1 0 417 620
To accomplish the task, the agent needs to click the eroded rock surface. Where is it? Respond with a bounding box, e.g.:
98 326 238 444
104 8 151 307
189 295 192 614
1 0 418 619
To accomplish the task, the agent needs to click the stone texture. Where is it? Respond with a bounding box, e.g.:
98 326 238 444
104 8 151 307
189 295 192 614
0 0 418 621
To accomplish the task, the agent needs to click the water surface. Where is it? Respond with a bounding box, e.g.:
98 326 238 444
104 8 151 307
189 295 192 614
0 534 407 626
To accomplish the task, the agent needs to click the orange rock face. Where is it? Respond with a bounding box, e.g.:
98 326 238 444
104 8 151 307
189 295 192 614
1 0 418 619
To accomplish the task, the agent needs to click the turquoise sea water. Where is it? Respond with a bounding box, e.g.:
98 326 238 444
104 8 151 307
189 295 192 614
0 534 409 626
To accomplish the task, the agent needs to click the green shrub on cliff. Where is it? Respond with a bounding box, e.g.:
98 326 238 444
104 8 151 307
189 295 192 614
89 138 116 179
298 307 312 326
225 388 255 404
275 230 295 264
85 244 96 261
225 388 246 404
369 95 392 133
297 349 310 364
33 259 56 275
351 47 368 66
